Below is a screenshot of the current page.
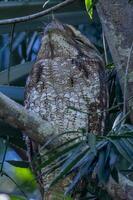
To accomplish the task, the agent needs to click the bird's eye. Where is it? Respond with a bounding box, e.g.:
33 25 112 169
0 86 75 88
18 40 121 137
75 37 84 45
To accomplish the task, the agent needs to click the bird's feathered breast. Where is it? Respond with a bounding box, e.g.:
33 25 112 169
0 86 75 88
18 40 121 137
24 20 107 139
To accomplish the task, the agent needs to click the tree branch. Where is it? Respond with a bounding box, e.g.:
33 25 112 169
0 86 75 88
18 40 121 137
0 92 54 144
0 0 77 25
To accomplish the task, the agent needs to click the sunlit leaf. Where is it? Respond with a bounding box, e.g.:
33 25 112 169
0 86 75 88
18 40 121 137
85 0 93 19
10 195 26 200
13 167 36 191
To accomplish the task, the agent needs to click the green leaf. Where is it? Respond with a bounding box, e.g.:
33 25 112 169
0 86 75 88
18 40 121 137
109 147 117 169
97 151 109 183
108 139 133 163
36 141 82 170
49 147 89 189
10 195 26 200
119 139 133 160
85 0 93 19
88 133 97 155
6 160 29 168
127 138 133 146
106 63 114 69
105 143 111 164
111 167 119 183
32 135 81 165
41 130 82 150
65 152 96 194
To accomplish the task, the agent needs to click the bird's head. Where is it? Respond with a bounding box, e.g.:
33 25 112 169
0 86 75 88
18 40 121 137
37 19 81 59
37 19 102 62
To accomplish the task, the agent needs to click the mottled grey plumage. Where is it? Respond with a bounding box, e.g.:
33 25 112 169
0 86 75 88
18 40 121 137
24 20 107 199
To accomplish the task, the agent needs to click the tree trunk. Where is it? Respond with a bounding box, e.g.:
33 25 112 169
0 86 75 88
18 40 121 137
96 1 133 199
96 0 133 122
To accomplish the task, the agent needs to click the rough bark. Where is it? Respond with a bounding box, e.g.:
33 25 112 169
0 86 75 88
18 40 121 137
96 0 133 122
95 1 133 199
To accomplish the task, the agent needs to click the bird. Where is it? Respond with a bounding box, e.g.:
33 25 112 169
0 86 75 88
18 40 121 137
24 20 107 199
